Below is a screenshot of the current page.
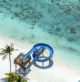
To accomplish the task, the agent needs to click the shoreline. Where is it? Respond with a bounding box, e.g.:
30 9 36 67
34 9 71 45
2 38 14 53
0 35 80 82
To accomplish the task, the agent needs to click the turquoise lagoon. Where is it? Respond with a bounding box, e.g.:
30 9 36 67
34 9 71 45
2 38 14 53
0 0 80 72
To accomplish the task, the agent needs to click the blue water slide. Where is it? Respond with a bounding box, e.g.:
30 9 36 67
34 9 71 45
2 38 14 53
22 43 54 62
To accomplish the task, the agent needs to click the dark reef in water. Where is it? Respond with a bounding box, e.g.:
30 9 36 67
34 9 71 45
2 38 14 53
0 0 80 44
0 0 43 24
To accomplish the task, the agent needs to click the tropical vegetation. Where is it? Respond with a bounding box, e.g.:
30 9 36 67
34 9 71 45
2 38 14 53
0 43 16 72
5 72 28 82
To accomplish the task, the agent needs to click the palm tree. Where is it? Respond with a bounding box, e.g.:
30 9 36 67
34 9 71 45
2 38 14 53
0 43 16 72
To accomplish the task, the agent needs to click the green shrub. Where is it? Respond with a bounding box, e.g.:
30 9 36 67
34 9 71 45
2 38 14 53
5 72 28 82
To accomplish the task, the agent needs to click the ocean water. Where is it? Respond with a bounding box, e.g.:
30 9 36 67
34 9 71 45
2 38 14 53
0 0 80 72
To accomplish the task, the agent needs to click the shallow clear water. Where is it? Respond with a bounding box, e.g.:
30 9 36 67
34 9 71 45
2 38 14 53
0 0 80 71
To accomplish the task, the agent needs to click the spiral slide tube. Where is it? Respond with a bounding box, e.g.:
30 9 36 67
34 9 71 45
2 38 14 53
22 43 54 62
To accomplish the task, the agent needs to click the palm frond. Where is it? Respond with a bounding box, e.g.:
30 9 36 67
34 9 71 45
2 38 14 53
0 51 7 55
0 48 5 50
2 54 7 60
0 44 16 54
0 49 8 53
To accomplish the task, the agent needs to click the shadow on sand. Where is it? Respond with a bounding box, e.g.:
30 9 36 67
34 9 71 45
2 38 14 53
16 56 54 77
33 57 54 69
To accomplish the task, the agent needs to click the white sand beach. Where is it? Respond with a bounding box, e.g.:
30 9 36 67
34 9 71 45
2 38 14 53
0 36 80 82
0 0 80 81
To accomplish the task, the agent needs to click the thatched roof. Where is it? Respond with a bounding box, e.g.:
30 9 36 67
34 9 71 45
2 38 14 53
14 53 31 67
